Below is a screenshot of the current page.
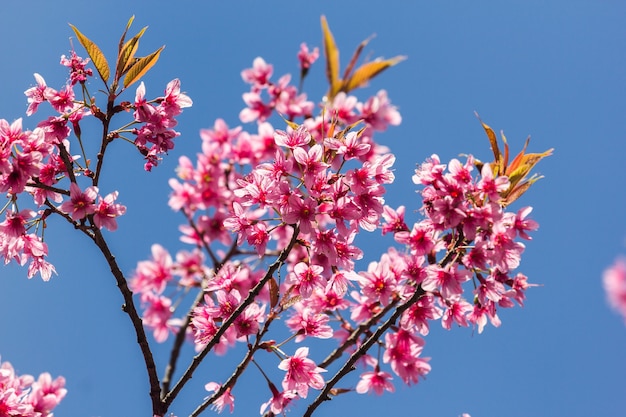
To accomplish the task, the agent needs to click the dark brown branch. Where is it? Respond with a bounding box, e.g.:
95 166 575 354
26 180 70 196
303 287 425 417
162 224 300 408
160 288 205 397
189 311 277 417
318 300 397 369
91 228 165 415
161 239 240 396
93 95 115 186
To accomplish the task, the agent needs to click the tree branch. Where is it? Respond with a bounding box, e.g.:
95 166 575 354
303 286 425 417
162 224 300 408
161 239 240 396
92 228 165 415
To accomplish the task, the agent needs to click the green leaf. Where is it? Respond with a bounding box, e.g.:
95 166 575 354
69 24 110 83
123 46 164 88
321 16 341 99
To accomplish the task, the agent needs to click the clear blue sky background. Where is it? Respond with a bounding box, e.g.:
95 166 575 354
1 1 625 417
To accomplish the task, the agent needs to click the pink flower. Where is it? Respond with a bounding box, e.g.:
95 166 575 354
273 125 311 149
47 84 75 113
383 330 431 385
282 194 317 236
512 206 539 240
239 91 272 123
394 220 437 256
0 209 35 238
289 262 326 299
162 79 193 117
59 183 98 221
325 131 371 160
356 369 395 395
293 144 328 188
260 389 297 416
204 382 235 414
29 372 67 416
130 244 173 294
441 299 473 330
24 73 53 116
60 50 93 85
357 90 401 131
477 163 510 200
400 295 442 336
603 258 626 323
297 43 319 70
241 57 273 86
141 292 176 343
285 306 333 342
422 264 471 301
278 347 326 398
93 191 126 231
358 260 397 306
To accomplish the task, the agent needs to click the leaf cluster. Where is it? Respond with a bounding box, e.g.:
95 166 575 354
69 15 163 96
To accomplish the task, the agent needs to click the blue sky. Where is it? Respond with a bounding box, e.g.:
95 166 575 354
1 1 625 416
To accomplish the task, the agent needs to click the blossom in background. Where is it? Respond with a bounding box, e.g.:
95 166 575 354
603 258 626 323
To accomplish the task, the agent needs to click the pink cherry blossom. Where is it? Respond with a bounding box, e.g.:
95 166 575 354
273 125 311 149
289 262 326 299
204 382 235 414
356 369 395 395
59 183 98 221
285 305 333 342
60 50 93 85
24 73 53 116
603 258 626 323
297 43 319 70
241 57 273 86
278 347 326 398
93 191 126 231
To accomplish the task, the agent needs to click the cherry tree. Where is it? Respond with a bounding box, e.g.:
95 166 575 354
0 16 551 417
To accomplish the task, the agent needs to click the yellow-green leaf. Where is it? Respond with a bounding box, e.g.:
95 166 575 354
69 24 110 83
321 16 341 99
117 15 135 49
117 27 147 76
278 113 301 131
344 55 406 93
502 177 536 207
123 46 164 88
124 15 135 34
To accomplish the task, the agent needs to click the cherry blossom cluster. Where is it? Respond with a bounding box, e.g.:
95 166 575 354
133 79 192 171
0 42 193 282
603 258 626 323
381 156 539 334
0 18 549 417
0 356 66 417
127 44 540 415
